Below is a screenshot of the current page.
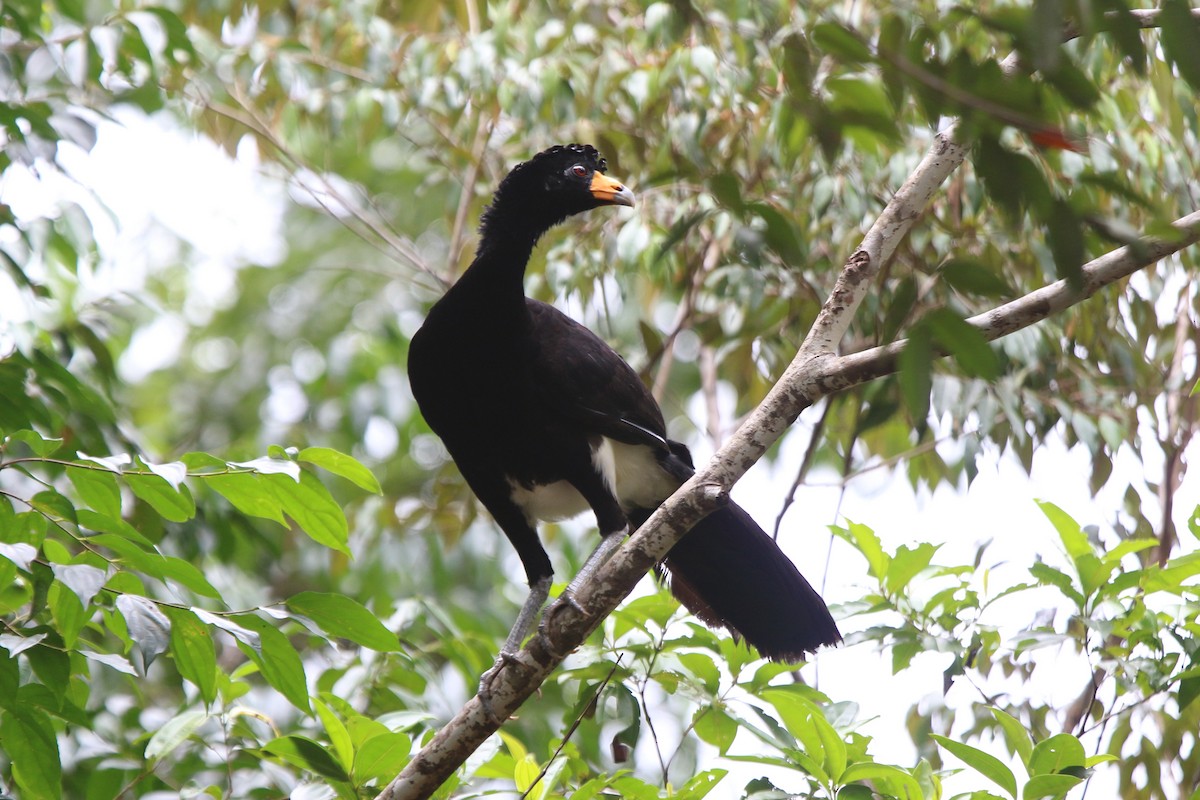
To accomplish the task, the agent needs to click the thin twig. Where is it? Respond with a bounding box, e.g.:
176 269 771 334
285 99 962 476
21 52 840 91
699 346 722 446
447 110 497 277
650 234 718 402
772 399 831 540
194 90 442 287
518 656 623 800
1151 287 1198 565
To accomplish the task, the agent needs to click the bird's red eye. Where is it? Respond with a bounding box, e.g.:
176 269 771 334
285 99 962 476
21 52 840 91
571 164 588 177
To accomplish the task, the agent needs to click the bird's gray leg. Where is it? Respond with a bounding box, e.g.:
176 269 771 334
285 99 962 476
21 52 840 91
478 574 551 724
540 526 629 643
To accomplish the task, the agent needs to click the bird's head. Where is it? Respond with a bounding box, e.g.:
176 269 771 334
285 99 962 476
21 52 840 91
481 143 635 242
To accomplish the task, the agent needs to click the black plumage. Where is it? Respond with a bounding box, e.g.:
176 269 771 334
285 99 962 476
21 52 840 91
407 144 840 668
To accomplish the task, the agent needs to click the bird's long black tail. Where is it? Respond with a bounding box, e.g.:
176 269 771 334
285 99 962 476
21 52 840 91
629 443 840 661
655 502 841 661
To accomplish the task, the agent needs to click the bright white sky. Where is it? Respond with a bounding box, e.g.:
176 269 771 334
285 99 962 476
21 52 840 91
2 107 1197 799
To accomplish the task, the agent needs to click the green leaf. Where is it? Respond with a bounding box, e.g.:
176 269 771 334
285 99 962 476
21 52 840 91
675 769 726 800
126 473 196 522
1179 673 1200 711
6 429 64 457
1047 198 1084 288
86 532 168 587
1028 733 1085 775
1023 773 1083 799
1036 501 1091 560
678 652 722 694
235 615 310 712
840 762 924 800
880 275 917 342
1100 2 1146 73
0 652 21 707
878 15 909 105
707 173 744 213
975 137 1051 220
116 594 171 672
1045 58 1100 109
1099 537 1157 566
990 707 1034 768
1145 551 1200 592
0 703 62 800
886 543 939 594
513 752 541 796
265 471 350 554
813 711 847 781
49 582 87 649
827 76 898 136
180 451 230 471
26 641 69 701
780 33 813 98
930 734 1017 799
1035 501 1109 598
67 467 122 518
145 709 208 761
298 446 383 494
898 325 932 429
77 509 156 547
353 731 412 785
262 735 350 782
158 556 221 598
1160 0 1200 93
812 22 872 64
286 591 398 651
942 258 1013 298
837 521 890 581
654 211 711 265
206 472 286 526
1030 561 1085 606
313 697 354 772
1028 0 1064 73
924 308 1001 379
751 203 805 266
693 705 737 754
337 704 391 750
165 607 218 704
30 489 78 525
759 688 841 781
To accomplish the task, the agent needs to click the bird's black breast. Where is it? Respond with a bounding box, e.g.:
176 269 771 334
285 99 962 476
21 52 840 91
407 297 668 489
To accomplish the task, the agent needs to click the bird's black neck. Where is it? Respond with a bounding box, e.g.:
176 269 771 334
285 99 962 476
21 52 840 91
441 219 547 324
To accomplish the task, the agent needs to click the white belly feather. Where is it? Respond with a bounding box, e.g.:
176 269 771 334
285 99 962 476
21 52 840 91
507 437 677 523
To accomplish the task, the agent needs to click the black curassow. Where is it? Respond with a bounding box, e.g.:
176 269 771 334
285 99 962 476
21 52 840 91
407 144 840 676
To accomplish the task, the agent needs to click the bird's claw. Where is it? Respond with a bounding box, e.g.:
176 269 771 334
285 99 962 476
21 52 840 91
542 591 585 628
477 650 520 726
536 591 586 659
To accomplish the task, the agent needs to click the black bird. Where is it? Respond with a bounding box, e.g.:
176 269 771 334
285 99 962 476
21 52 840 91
407 144 840 675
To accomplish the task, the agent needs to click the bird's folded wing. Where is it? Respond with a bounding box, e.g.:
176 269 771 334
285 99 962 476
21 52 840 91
526 299 670 450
